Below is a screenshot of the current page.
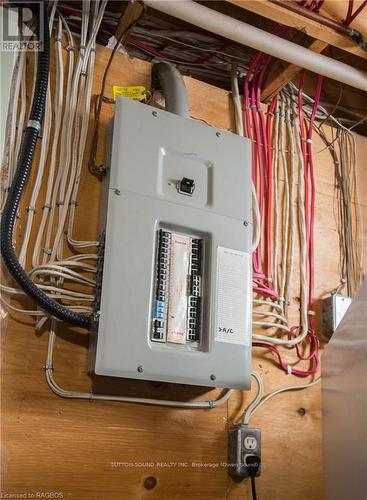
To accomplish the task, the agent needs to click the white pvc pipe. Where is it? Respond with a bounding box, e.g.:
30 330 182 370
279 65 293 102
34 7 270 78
144 0 367 92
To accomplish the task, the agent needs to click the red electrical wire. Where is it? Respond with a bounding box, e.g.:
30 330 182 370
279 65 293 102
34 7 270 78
344 0 355 24
265 96 278 281
289 326 319 360
253 337 320 377
245 27 290 300
246 5 324 371
128 37 170 60
244 25 292 303
190 41 231 64
345 0 367 25
128 37 222 68
297 71 323 317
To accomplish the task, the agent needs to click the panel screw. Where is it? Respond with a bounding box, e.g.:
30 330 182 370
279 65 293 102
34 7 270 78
137 366 144 373
243 221 249 227
210 374 216 381
152 110 158 117
297 407 306 416
216 131 221 137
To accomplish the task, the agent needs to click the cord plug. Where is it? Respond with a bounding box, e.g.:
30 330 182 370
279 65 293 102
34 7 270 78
244 454 261 477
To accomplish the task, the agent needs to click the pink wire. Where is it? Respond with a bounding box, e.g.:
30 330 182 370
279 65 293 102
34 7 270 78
345 0 367 25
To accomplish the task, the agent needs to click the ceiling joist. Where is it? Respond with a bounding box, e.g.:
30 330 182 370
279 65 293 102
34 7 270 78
226 0 367 61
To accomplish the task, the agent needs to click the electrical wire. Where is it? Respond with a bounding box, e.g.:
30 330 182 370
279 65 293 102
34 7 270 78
0 3 92 329
242 373 320 425
231 69 260 252
88 5 145 175
1 3 105 326
251 476 257 500
45 320 232 409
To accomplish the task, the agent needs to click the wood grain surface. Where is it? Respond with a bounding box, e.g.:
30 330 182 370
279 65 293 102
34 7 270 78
1 43 366 500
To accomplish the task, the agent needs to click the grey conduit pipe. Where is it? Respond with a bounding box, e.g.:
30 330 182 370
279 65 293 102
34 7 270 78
145 0 367 92
154 62 190 117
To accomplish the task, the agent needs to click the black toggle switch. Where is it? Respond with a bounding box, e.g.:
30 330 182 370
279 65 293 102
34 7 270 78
177 177 195 196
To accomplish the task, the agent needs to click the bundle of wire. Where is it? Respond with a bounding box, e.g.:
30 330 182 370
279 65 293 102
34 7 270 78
231 0 364 381
1 1 107 327
231 22 323 377
55 2 252 85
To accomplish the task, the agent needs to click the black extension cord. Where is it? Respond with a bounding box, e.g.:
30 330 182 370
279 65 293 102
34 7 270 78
0 2 91 329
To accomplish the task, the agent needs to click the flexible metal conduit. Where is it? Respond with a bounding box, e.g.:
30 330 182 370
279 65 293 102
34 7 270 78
144 0 367 92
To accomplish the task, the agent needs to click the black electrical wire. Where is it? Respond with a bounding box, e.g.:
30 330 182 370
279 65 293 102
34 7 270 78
245 455 260 500
0 2 91 329
250 476 257 500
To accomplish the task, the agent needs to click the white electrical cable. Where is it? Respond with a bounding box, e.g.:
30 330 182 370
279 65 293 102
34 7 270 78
242 376 321 424
283 94 296 305
0 284 94 302
278 98 290 306
19 83 52 267
272 101 281 295
252 321 291 333
1 49 27 211
253 299 283 312
289 85 309 336
241 372 265 425
1 5 104 327
42 14 75 266
0 296 91 318
45 321 232 409
32 17 65 268
230 64 307 347
253 310 288 322
231 71 260 252
0 296 45 317
51 3 106 261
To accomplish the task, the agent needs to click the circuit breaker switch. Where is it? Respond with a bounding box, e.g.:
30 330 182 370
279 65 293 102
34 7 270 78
177 177 195 196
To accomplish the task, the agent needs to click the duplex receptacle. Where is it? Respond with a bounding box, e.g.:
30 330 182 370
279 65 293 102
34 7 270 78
228 424 261 479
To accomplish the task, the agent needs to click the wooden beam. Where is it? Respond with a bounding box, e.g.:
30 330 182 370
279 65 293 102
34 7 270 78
115 1 144 42
261 39 328 101
226 0 367 61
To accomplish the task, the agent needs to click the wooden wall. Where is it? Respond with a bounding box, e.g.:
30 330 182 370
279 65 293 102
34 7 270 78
1 44 366 500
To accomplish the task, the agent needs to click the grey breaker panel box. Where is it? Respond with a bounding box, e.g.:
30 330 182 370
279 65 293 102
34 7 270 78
89 97 252 389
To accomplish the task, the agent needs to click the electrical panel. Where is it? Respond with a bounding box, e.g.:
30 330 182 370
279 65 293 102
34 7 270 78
89 97 252 389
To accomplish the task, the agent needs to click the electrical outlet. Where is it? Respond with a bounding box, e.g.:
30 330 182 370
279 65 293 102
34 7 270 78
228 424 261 479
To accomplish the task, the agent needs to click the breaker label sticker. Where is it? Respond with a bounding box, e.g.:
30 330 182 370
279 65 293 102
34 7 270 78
215 247 250 346
166 233 190 344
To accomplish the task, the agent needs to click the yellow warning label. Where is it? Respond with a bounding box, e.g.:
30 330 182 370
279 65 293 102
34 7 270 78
112 85 146 101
